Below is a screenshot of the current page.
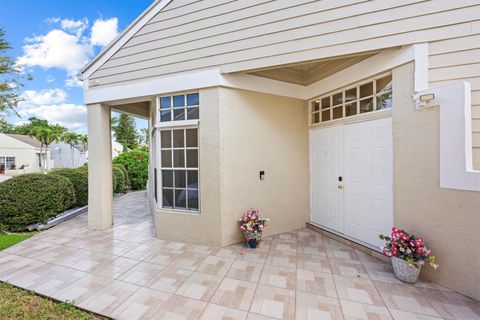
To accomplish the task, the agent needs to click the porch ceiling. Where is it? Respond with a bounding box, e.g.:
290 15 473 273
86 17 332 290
111 101 150 119
248 52 378 86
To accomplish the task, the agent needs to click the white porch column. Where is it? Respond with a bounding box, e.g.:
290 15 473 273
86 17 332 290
87 103 113 230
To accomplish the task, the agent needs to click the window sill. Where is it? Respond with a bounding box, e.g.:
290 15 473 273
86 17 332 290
309 108 392 128
155 119 199 128
155 207 201 216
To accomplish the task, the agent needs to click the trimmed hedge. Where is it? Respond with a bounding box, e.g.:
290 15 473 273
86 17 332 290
113 163 129 190
49 168 88 207
113 149 148 190
112 166 125 193
0 174 76 231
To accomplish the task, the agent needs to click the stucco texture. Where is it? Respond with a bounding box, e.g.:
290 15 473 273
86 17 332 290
393 63 480 301
218 88 309 246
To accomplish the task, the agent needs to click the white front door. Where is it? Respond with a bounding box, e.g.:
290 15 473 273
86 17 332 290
310 117 393 248
310 125 344 233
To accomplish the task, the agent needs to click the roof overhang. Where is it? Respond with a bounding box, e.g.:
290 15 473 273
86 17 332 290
78 0 172 81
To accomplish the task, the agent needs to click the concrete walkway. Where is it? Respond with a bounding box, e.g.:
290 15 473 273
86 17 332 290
0 191 479 319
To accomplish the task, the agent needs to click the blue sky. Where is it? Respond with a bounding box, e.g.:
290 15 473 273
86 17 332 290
1 0 152 133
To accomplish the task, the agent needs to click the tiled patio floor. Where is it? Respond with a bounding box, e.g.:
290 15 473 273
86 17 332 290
1 191 479 320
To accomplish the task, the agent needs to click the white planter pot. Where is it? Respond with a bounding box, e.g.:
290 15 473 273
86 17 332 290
391 256 422 284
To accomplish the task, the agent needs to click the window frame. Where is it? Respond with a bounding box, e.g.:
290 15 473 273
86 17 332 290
154 92 201 213
309 72 392 126
0 156 16 170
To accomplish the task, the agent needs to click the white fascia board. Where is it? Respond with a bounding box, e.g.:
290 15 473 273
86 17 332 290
426 81 480 191
80 0 173 80
84 68 222 105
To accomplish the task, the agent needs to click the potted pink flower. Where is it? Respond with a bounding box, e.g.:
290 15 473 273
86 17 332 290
379 227 438 283
238 209 269 248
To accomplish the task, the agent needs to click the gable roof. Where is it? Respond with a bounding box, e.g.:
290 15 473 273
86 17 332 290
5 134 43 148
79 0 172 81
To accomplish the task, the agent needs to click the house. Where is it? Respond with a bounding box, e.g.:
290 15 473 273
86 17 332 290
79 0 480 301
49 141 88 168
0 133 51 174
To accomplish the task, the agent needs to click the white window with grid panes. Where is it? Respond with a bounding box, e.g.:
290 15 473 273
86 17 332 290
0 156 15 170
155 92 199 212
310 73 392 125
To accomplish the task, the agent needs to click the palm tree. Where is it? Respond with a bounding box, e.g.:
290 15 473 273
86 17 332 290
139 127 149 144
31 128 62 172
62 132 82 167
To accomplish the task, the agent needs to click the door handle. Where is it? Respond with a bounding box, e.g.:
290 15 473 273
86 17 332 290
337 184 344 190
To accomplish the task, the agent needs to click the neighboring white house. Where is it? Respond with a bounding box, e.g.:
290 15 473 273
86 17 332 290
0 133 51 174
80 0 480 300
50 141 88 168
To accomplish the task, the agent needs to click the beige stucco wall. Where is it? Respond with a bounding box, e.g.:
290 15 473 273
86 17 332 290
151 88 223 246
218 88 309 246
0 134 45 173
393 62 480 301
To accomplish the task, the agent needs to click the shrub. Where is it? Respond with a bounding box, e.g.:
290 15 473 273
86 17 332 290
49 168 88 207
113 163 130 189
0 174 75 231
113 149 148 190
112 166 125 193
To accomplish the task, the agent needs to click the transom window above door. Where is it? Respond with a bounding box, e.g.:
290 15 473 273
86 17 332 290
310 74 392 125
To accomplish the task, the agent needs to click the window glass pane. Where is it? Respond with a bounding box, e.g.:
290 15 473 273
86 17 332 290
187 93 199 106
186 150 198 168
360 98 374 113
175 190 187 208
160 97 171 109
345 88 357 102
161 150 172 167
174 109 185 121
186 107 199 120
345 102 357 117
312 112 319 124
162 189 173 207
332 106 343 120
173 150 185 167
173 95 185 108
162 170 173 188
312 101 320 112
321 97 330 109
187 190 199 210
186 129 198 148
173 130 184 148
187 171 198 189
376 75 392 93
161 131 171 148
332 93 343 106
360 82 373 98
160 110 171 122
174 170 186 188
376 91 392 110
321 110 330 122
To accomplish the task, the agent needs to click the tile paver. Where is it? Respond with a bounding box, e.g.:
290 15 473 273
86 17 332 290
0 190 478 319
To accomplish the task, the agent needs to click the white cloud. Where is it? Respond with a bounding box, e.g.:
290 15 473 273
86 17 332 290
17 29 92 74
60 18 89 37
23 88 67 105
90 18 119 47
18 102 87 132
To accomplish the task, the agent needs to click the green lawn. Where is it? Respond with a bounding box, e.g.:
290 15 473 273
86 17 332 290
0 232 39 250
0 283 106 320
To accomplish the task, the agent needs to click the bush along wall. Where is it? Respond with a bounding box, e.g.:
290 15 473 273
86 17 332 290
112 166 126 193
113 163 129 190
0 174 76 231
49 168 88 207
113 149 148 190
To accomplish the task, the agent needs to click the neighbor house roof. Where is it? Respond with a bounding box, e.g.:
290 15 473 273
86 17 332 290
6 134 43 148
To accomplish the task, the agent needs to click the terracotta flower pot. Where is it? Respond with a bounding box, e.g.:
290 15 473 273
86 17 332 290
392 256 422 284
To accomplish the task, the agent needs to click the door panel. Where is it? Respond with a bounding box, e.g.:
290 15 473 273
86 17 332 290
343 117 393 248
310 125 344 233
